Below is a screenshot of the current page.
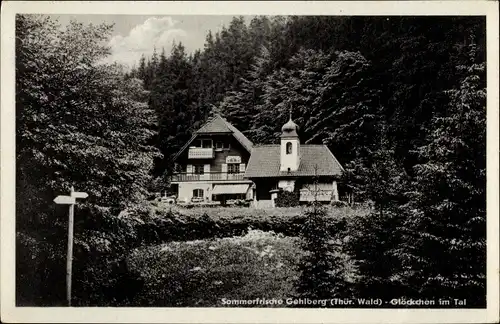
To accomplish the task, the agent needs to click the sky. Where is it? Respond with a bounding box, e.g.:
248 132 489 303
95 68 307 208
50 14 253 68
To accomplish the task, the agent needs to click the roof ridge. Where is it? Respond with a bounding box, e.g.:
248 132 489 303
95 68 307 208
253 143 327 147
301 144 327 146
196 115 232 134
254 144 280 147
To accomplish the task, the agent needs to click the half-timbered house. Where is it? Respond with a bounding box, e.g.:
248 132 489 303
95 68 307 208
171 114 344 207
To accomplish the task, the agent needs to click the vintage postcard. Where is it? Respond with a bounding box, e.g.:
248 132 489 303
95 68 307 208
1 1 499 323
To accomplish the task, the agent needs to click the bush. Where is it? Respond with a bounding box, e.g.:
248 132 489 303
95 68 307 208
275 190 299 207
16 231 67 306
331 200 349 207
125 230 304 306
16 204 148 307
233 199 250 207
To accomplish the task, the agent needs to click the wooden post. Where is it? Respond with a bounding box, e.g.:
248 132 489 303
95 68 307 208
66 186 75 306
54 187 87 307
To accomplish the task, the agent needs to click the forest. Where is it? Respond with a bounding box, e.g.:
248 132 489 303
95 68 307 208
16 14 486 306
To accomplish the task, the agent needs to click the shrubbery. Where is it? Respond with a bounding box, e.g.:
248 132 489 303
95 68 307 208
275 190 300 207
17 205 147 306
331 200 349 208
126 230 303 306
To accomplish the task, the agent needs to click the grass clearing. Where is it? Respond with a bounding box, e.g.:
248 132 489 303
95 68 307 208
126 230 305 307
125 227 360 307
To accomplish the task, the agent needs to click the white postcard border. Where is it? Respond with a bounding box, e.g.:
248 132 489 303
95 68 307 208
1 1 499 323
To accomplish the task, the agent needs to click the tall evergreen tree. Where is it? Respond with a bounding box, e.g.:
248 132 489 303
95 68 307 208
220 45 272 136
397 43 486 305
296 205 337 302
149 43 193 174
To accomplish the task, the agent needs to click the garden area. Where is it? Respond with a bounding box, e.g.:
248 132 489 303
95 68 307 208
127 230 304 307
119 204 364 307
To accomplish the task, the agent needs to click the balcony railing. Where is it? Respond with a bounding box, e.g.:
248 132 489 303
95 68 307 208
188 147 215 159
171 172 246 182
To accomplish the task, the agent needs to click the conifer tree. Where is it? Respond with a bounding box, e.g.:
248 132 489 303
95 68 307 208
296 204 336 302
397 43 486 305
220 45 271 137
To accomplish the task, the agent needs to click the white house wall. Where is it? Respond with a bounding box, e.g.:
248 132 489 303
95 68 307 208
178 182 253 203
178 182 213 203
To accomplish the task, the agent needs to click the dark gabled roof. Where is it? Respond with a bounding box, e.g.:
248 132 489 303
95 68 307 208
173 115 253 160
244 144 344 178
197 115 233 133
218 117 254 153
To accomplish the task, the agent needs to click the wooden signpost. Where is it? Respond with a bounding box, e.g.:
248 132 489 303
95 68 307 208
53 186 88 306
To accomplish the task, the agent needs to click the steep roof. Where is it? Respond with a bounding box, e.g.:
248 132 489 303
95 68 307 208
196 115 233 133
173 115 253 160
244 144 344 178
217 117 254 153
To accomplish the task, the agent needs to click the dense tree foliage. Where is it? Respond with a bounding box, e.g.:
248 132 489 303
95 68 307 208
396 45 487 305
16 14 160 305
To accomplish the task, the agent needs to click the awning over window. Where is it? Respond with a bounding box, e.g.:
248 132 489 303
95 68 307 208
212 184 250 195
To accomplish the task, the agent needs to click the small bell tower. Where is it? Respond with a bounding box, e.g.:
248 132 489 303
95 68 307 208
280 108 300 172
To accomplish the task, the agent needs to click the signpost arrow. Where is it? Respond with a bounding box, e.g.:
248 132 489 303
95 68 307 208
53 195 76 205
71 192 88 199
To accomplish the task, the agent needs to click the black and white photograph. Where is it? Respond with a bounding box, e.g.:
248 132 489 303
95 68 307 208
1 1 499 323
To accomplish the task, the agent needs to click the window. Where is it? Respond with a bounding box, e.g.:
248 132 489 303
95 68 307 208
193 139 213 148
202 139 212 148
215 141 230 150
228 163 240 174
194 165 204 174
286 142 292 154
193 189 204 198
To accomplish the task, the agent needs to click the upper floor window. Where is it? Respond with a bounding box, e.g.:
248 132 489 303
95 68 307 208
193 164 204 174
194 139 213 148
227 163 240 174
216 141 231 150
286 142 292 155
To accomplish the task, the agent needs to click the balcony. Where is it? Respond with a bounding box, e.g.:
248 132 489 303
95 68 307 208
171 172 247 182
188 147 215 159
